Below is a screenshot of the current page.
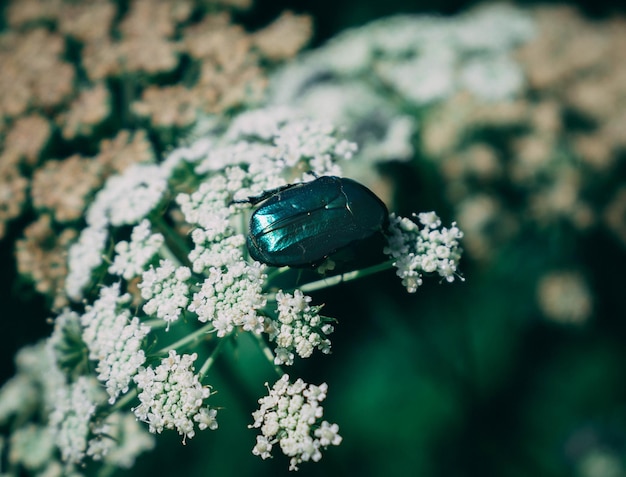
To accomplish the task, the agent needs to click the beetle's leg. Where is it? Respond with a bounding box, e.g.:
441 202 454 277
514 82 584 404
230 182 299 206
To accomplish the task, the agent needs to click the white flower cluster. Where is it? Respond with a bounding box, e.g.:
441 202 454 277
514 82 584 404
7 101 466 473
87 412 155 467
189 259 267 337
0 375 38 424
250 375 342 471
133 351 217 441
0 335 155 474
7 424 55 472
139 259 191 329
272 5 534 106
109 219 164 280
1 340 63 427
268 290 333 366
66 163 169 301
177 172 247 274
273 117 356 177
65 226 107 301
48 376 102 465
384 212 464 293
177 173 235 243
86 164 169 228
267 4 535 173
193 108 357 195
177 171 267 337
81 283 150 404
0 342 75 475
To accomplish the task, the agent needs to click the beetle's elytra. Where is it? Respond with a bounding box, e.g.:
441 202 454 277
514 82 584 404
246 176 389 267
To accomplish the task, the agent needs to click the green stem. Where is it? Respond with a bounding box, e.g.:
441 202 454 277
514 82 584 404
265 265 291 282
96 465 117 477
158 242 182 267
150 213 192 267
154 322 214 356
254 333 285 378
111 388 138 412
142 318 169 329
197 337 227 380
294 259 395 294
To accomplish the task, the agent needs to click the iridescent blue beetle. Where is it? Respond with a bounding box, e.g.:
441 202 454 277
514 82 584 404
244 176 389 267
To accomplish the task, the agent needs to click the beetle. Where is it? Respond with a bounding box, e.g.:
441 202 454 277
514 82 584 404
244 176 389 267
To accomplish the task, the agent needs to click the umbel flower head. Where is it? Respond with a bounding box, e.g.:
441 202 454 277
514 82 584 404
1 106 463 473
250 374 343 471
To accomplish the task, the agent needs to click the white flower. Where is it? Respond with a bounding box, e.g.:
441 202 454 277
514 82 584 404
273 117 355 176
269 290 332 366
460 55 525 101
250 375 341 471
189 233 247 274
139 259 191 329
8 424 55 471
109 220 164 280
315 421 343 447
81 283 150 404
225 106 294 141
192 108 354 186
194 407 219 431
267 4 536 160
88 412 155 468
162 136 214 171
0 375 38 425
65 225 107 301
384 212 464 292
86 163 168 229
417 211 442 229
176 174 233 240
66 163 169 301
252 435 274 460
188 259 267 337
13 341 66 416
452 4 535 52
376 52 457 105
133 351 216 441
48 377 104 465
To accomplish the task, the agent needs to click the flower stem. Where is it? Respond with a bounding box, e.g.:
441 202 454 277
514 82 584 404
96 464 117 477
198 337 227 380
150 213 192 267
266 265 291 282
154 323 214 356
293 259 395 294
158 242 182 267
111 388 138 412
254 333 285 378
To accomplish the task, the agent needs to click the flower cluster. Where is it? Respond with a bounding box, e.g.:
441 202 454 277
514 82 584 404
2 101 463 474
80 283 151 404
66 163 169 300
384 212 464 293
109 219 165 280
2 0 311 307
268 290 333 366
133 350 217 441
0 332 155 475
188 259 267 337
48 376 103 465
536 271 593 325
267 4 535 197
139 259 192 329
87 412 156 468
250 375 342 471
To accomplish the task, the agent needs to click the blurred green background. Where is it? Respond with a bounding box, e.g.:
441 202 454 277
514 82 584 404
2 0 626 476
